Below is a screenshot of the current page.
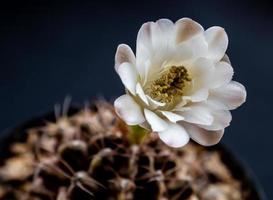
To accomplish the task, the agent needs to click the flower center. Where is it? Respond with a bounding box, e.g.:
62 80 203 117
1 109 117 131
149 66 191 103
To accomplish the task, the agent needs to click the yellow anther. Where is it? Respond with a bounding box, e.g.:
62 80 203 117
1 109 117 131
149 66 191 103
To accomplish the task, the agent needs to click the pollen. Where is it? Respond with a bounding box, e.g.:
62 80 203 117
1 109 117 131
149 66 191 103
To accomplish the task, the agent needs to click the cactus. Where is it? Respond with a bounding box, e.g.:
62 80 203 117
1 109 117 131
0 101 250 200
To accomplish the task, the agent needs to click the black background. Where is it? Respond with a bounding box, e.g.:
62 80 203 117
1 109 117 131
0 0 272 198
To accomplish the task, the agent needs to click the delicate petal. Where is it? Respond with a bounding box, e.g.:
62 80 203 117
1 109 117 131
136 83 149 105
115 44 136 71
183 123 224 146
165 43 193 66
161 111 184 123
173 106 191 112
175 33 208 60
173 99 188 110
190 57 214 78
140 59 151 85
205 26 228 61
175 18 204 44
187 34 208 58
144 109 168 132
210 81 247 110
154 18 175 48
206 98 228 110
116 62 138 95
114 95 145 125
183 58 213 102
136 22 154 79
146 95 166 109
210 61 234 89
158 123 190 148
199 110 232 131
136 22 153 51
184 88 209 102
136 20 175 81
178 104 213 125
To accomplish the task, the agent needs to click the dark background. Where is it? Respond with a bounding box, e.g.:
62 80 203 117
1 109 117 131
0 0 272 198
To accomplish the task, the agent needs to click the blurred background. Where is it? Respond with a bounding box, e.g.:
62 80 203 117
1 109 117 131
0 0 272 198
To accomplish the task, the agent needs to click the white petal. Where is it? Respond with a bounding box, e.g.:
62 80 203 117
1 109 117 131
173 99 188 110
158 123 190 148
116 62 138 95
175 18 204 44
136 22 153 51
161 111 184 123
206 98 229 110
136 83 149 105
210 81 246 110
183 123 224 146
146 95 166 109
136 20 175 81
173 106 191 112
210 61 234 89
114 95 145 125
167 42 193 65
144 109 168 132
183 58 213 102
205 26 228 61
199 110 232 131
187 34 208 58
154 18 175 48
184 88 209 102
115 44 136 71
136 22 154 79
190 57 214 78
179 104 213 125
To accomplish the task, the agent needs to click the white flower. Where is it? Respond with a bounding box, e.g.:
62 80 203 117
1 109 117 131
114 18 246 148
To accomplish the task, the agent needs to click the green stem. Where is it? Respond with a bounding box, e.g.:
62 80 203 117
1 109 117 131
128 125 150 144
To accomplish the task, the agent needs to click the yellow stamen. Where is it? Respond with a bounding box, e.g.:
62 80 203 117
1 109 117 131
149 66 191 103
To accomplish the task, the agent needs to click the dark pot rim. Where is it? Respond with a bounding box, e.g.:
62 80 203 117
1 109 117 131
0 106 267 200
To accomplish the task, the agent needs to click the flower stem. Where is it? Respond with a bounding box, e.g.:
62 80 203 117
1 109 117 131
128 125 150 144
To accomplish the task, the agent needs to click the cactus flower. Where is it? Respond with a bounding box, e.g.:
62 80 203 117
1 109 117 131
114 18 246 148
